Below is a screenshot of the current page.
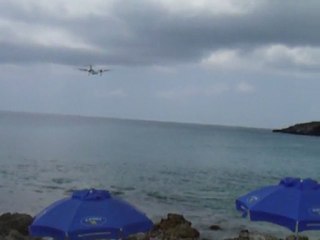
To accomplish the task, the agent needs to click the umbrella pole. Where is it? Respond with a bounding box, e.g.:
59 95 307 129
294 221 299 240
119 228 123 240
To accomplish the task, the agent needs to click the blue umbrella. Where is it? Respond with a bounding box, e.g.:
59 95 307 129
236 177 320 237
29 189 153 240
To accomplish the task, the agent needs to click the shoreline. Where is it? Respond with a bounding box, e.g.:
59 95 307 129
0 212 310 240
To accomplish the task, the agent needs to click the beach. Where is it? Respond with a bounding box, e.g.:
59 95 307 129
0 212 311 240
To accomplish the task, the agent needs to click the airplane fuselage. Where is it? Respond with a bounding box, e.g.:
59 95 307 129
89 70 99 75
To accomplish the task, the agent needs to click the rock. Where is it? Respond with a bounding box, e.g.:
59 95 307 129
5 230 29 240
127 233 148 240
225 229 279 240
154 213 192 230
209 224 222 231
0 213 33 236
238 229 249 240
285 235 308 240
0 213 39 240
166 223 199 238
149 213 200 240
273 122 320 136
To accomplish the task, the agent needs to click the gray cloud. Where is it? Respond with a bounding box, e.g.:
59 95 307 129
1 1 320 66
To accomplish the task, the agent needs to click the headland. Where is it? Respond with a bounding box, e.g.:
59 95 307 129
273 122 320 136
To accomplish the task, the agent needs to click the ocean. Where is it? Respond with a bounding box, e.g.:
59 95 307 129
0 111 320 239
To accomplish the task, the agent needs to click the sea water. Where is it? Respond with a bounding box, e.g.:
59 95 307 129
0 111 320 239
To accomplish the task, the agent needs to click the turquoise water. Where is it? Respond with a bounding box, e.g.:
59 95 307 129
0 111 320 239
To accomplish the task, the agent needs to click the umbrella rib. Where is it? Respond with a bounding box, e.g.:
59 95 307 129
293 190 302 239
66 200 82 237
296 191 302 232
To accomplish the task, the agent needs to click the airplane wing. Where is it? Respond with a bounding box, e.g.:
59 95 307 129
100 69 111 72
79 68 89 71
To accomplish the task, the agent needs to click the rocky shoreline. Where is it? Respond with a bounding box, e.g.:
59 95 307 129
0 212 310 240
273 122 320 136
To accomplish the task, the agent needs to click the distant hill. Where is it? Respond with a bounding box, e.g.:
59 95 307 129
273 122 320 136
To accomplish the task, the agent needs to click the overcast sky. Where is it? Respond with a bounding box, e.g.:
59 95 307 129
1 0 320 128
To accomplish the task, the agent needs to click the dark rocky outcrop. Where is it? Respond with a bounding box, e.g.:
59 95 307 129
148 213 200 240
224 229 309 240
209 224 222 231
224 229 310 240
285 235 308 240
0 213 36 240
224 229 281 240
273 121 320 136
0 213 33 236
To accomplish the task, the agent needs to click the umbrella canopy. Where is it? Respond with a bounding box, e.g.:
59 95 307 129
29 189 153 240
236 177 320 233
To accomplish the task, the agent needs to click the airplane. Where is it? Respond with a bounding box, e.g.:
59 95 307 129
78 65 111 76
